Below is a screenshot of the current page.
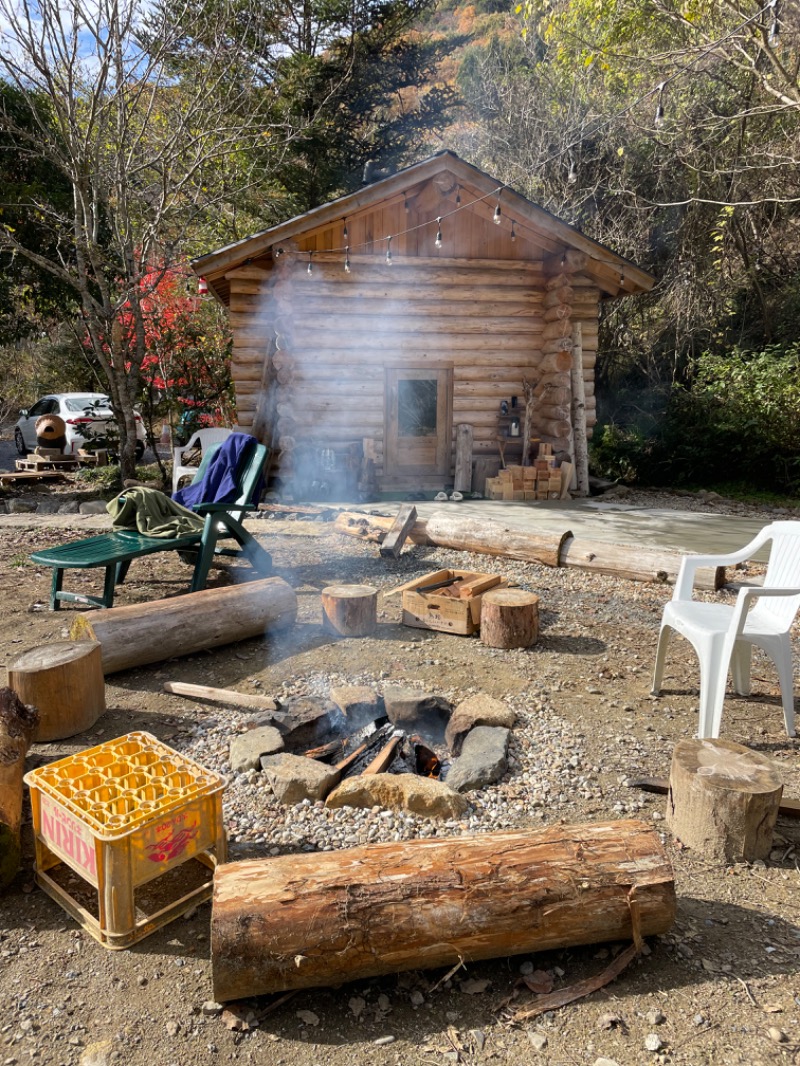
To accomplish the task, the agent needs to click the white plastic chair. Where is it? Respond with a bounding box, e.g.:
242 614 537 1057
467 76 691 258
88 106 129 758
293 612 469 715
172 428 236 494
651 521 800 739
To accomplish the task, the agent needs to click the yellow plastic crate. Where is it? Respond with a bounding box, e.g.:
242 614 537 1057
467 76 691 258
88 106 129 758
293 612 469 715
25 731 227 949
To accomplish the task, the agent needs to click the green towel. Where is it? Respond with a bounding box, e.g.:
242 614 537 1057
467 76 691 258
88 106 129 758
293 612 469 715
107 486 205 538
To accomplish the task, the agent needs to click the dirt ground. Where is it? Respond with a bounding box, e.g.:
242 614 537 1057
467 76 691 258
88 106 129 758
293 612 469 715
1 485 800 1066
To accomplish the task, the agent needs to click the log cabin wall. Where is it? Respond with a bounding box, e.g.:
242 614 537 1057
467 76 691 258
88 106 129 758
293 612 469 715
223 190 601 489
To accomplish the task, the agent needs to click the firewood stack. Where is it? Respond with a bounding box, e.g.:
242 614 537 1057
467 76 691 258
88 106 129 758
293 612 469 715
485 445 563 501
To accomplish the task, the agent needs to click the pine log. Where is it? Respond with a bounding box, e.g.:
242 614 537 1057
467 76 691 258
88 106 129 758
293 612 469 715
560 536 725 590
425 513 571 568
543 303 572 322
533 417 572 439
666 739 783 862
8 642 105 742
480 589 540 649
454 424 474 493
0 688 39 891
541 320 572 342
537 351 574 375
542 336 574 354
544 286 574 308
71 577 298 674
211 820 675 1000
321 585 378 636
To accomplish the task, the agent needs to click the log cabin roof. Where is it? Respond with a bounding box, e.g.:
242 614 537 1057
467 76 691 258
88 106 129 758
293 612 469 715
192 150 655 304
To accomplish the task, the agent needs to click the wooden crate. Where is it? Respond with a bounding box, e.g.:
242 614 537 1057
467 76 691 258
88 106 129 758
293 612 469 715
402 569 507 636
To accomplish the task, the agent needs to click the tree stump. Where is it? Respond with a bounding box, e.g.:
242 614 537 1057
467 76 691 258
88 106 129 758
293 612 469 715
0 688 39 890
666 738 783 863
211 820 675 1001
479 589 539 649
8 641 105 741
321 585 378 637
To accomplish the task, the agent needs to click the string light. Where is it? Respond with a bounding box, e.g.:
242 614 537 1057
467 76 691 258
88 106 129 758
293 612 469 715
493 193 502 225
654 83 666 128
619 270 625 288
510 220 517 242
435 217 443 248
343 219 349 241
385 236 392 265
404 195 410 213
307 252 313 275
344 246 351 273
456 186 462 206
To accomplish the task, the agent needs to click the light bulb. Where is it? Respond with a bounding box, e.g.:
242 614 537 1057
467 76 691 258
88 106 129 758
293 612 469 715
493 201 502 224
307 254 313 275
385 237 392 266
344 247 351 273
510 221 516 242
435 218 443 248
343 219 348 241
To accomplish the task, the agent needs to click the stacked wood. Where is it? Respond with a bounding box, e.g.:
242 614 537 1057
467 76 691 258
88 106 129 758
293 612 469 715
666 739 783 863
485 446 562 501
480 589 539 648
210 820 676 1000
71 577 298 674
8 641 105 741
321 585 378 636
0 688 39 891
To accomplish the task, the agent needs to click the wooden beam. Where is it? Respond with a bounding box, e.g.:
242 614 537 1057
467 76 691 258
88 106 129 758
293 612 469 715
379 504 418 560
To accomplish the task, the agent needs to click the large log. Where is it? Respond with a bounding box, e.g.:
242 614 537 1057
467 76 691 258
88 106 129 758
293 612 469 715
667 739 783 862
8 641 105 742
71 577 298 674
480 589 540 648
0 688 39 891
424 513 571 568
561 536 725 590
211 821 675 1000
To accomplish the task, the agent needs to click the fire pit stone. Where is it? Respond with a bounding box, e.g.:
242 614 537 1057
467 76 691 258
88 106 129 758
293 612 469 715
329 685 384 729
445 694 517 756
325 773 468 818
383 686 452 743
271 696 347 751
444 726 511 793
229 725 285 773
260 753 342 804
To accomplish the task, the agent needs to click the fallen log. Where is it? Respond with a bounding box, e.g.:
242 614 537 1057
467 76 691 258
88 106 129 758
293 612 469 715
211 820 675 1000
334 512 724 589
667 738 783 863
0 688 39 891
561 536 725 590
71 577 298 674
8 641 105 742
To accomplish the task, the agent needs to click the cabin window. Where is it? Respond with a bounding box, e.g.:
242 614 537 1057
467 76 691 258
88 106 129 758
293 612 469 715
397 378 438 438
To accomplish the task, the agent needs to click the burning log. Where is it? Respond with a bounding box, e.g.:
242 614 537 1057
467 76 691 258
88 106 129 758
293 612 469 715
210 820 675 1000
0 688 39 891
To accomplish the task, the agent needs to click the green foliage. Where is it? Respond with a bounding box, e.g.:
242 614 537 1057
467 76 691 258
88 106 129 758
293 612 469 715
591 346 800 495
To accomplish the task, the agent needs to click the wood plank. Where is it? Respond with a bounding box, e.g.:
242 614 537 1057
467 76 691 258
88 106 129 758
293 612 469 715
379 504 418 560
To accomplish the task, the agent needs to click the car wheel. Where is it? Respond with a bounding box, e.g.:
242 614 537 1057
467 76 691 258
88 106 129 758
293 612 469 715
14 428 28 456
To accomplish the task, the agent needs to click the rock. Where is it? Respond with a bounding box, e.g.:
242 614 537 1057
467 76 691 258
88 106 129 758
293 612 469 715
272 696 346 751
58 500 81 514
325 773 468 818
527 1031 548 1051
296 1010 320 1027
768 1027 788 1043
646 1008 666 1025
201 1001 223 1016
445 693 516 755
329 685 383 728
8 499 36 514
260 753 341 804
79 499 109 514
593 1059 621 1066
409 990 425 1007
165 1020 181 1036
229 726 284 772
80 1041 119 1066
383 686 452 742
644 1033 663 1052
445 726 510 792
348 997 366 1019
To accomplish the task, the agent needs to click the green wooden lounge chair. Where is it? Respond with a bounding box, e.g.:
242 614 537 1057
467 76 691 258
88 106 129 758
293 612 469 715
31 441 271 610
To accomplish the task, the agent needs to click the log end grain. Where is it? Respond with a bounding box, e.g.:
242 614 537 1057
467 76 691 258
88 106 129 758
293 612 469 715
480 589 539 649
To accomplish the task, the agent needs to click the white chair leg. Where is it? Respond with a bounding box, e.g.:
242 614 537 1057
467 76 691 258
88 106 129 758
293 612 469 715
698 652 729 739
772 637 796 737
651 624 673 695
731 641 752 696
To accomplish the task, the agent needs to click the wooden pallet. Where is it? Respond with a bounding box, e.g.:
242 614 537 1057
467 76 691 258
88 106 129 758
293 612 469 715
0 470 71 485
15 457 78 473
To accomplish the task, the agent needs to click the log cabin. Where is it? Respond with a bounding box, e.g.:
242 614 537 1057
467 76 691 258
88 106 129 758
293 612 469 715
192 151 655 494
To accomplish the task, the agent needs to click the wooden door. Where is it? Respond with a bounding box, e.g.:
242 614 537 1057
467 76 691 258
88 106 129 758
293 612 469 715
384 367 453 486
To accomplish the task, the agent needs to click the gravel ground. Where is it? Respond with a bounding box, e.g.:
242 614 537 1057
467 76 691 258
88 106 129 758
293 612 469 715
1 486 800 1066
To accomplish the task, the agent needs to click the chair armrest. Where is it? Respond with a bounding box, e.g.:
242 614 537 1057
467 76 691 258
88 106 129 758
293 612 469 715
728 585 800 637
672 527 777 600
192 502 257 515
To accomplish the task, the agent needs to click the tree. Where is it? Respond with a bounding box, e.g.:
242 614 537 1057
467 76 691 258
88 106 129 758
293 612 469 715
0 0 308 477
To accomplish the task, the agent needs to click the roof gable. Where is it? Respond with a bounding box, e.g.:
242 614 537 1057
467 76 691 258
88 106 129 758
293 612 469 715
193 151 655 300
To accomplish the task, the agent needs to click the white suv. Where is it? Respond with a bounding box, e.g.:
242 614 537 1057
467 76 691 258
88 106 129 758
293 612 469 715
14 393 146 458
